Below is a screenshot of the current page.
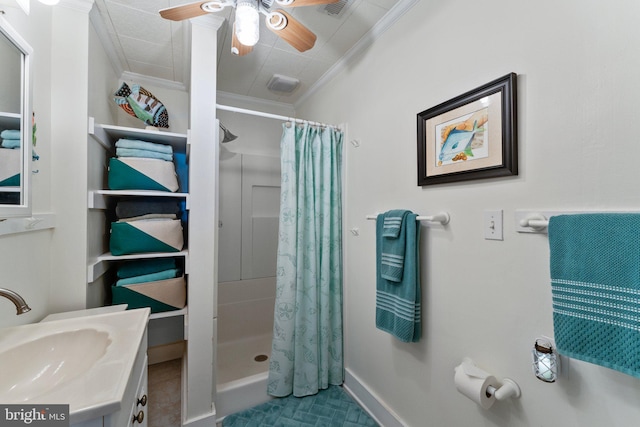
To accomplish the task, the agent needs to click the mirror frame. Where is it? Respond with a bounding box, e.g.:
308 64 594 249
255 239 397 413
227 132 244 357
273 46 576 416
0 14 32 218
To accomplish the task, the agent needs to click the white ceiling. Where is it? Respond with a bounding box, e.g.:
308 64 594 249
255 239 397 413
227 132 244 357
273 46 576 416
92 0 413 107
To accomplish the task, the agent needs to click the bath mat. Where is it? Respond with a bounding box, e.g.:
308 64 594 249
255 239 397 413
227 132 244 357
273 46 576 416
222 385 378 427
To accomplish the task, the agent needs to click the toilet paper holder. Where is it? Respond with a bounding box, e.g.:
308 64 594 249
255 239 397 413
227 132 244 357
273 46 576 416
486 378 521 401
454 358 521 408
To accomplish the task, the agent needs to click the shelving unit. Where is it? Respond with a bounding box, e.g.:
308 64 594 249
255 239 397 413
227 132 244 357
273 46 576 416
87 117 190 323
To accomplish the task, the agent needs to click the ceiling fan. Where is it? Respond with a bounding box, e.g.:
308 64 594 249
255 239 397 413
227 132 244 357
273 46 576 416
159 0 340 56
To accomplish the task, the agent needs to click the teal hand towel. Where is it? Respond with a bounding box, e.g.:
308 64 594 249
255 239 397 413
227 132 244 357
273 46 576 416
376 212 421 342
549 213 640 378
382 210 409 238
115 138 173 154
380 210 410 282
116 147 173 161
116 268 181 286
117 257 177 279
1 138 20 149
0 129 20 139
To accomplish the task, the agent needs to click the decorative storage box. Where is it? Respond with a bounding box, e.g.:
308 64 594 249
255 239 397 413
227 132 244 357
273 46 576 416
0 148 21 186
112 276 186 313
110 219 184 256
108 157 179 192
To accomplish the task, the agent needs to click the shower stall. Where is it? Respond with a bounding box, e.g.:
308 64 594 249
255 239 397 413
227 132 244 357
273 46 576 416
215 111 282 419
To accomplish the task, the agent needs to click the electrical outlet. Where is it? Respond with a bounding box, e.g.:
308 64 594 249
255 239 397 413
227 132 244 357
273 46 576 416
484 210 503 240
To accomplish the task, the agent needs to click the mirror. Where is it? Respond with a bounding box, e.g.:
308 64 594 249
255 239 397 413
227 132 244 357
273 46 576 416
0 15 32 218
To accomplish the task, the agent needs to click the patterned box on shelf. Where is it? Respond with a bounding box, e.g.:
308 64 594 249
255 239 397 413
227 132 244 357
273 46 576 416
110 219 184 256
112 276 186 313
0 148 20 186
108 157 179 192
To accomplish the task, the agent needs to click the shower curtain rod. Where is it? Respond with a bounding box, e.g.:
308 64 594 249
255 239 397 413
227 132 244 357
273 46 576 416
216 104 340 130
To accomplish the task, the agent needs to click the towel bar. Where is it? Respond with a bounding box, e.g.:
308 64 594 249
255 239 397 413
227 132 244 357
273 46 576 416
519 214 549 231
366 212 450 225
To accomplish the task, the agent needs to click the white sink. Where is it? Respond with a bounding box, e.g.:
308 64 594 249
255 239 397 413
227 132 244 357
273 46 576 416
0 328 111 401
0 307 149 423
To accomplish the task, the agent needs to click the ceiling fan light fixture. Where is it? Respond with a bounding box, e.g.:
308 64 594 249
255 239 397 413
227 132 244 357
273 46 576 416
235 0 260 47
267 11 288 31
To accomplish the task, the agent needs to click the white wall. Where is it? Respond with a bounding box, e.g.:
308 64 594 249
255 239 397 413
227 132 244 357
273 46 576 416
0 3 54 327
297 0 640 426
216 107 282 283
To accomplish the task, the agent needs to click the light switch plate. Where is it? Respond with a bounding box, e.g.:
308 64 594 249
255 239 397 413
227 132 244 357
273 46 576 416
484 210 503 240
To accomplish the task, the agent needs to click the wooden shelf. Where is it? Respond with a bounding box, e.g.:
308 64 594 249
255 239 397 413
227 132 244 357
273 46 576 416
88 117 189 152
149 307 187 321
88 190 190 210
0 186 21 193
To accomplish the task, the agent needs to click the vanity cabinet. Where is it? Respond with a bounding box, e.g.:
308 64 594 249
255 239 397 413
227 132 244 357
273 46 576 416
72 330 149 427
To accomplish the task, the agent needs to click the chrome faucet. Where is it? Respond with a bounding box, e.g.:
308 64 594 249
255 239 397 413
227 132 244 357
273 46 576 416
0 288 31 315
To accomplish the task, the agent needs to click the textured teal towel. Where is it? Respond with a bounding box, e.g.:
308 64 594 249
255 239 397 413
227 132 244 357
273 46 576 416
115 268 180 286
382 209 408 237
549 213 640 378
117 258 177 279
376 212 421 342
380 210 410 282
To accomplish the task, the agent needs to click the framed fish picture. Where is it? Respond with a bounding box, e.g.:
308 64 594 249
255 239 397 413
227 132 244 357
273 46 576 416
417 73 518 186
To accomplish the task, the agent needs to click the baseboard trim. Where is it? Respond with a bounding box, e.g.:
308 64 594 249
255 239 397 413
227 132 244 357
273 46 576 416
183 408 216 427
148 340 185 365
343 368 405 427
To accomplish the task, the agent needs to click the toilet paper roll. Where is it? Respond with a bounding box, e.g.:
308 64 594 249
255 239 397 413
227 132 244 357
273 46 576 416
454 359 500 409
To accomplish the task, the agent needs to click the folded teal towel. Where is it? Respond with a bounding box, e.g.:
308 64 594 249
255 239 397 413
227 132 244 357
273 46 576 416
549 213 640 378
116 138 173 154
116 147 173 161
1 138 20 149
376 212 421 342
116 268 180 286
117 257 177 279
380 210 411 282
382 210 408 238
0 129 20 140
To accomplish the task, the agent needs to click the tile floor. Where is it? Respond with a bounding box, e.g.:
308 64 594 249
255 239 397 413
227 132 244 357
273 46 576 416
148 359 182 427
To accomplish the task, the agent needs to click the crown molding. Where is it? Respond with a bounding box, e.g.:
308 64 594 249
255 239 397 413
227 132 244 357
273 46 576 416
294 0 419 108
121 70 188 92
59 0 94 13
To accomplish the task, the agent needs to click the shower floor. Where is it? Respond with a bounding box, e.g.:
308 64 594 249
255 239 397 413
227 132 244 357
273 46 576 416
217 333 272 384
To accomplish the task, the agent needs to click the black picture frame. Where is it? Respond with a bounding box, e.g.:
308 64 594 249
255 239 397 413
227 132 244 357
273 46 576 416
417 73 518 186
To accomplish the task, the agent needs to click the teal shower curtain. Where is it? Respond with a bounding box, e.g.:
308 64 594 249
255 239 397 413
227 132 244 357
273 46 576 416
267 122 344 398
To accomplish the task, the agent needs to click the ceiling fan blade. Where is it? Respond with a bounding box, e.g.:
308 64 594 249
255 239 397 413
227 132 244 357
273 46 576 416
232 23 253 56
159 1 211 21
267 10 317 52
275 0 340 7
